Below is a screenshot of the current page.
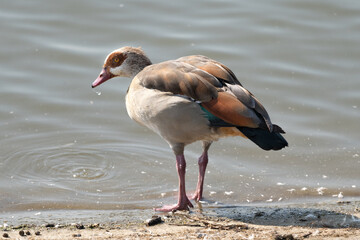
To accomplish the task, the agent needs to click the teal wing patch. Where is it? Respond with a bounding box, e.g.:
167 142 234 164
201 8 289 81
199 104 234 127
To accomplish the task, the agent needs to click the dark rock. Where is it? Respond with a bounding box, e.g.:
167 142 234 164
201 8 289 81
76 224 85 229
26 230 31 235
45 223 55 228
145 216 163 226
19 230 25 236
73 233 81 237
35 231 41 235
2 233 9 238
274 234 295 240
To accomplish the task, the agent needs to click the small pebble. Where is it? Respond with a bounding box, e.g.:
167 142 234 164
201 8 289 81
26 230 31 235
2 233 9 238
76 224 85 229
274 234 295 240
145 216 163 226
45 223 55 228
197 233 206 238
73 233 81 237
89 223 99 229
35 231 41 235
19 230 25 236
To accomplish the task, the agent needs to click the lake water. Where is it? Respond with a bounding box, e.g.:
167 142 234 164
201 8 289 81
1 0 359 221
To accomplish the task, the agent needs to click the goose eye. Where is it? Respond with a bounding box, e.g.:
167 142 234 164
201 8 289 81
114 57 119 63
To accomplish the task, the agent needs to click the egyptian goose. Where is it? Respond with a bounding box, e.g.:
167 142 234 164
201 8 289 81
92 46 288 212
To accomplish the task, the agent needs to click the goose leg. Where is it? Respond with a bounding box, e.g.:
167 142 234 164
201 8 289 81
155 154 193 212
191 141 212 201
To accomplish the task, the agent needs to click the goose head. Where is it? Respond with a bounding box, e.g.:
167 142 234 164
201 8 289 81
92 46 152 88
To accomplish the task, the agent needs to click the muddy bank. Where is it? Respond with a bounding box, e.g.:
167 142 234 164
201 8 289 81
1 201 360 239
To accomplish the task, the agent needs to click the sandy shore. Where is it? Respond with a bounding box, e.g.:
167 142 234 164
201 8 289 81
2 201 360 239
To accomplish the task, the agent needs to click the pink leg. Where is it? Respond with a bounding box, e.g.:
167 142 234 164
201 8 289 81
190 151 208 201
155 154 193 212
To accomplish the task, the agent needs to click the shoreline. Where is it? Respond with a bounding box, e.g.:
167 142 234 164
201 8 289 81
2 201 360 239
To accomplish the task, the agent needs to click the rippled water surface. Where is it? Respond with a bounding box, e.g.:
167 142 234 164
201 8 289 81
1 0 360 218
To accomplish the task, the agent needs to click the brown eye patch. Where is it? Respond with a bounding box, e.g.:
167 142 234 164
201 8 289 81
105 52 127 68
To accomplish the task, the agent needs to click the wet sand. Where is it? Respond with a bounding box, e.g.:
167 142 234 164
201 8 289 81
2 201 360 239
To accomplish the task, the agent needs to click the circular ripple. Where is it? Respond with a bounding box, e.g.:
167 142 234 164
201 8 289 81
3 142 115 189
2 136 179 210
45 151 109 180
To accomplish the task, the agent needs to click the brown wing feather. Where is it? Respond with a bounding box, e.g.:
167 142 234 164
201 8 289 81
201 92 261 128
179 55 274 131
137 61 219 102
225 84 273 131
177 55 241 85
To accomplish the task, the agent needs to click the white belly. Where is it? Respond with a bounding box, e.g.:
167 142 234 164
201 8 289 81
125 82 219 145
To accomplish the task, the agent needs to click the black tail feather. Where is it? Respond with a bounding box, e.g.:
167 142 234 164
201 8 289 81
237 126 288 151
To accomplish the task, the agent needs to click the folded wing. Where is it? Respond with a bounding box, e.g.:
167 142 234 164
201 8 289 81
137 56 285 135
